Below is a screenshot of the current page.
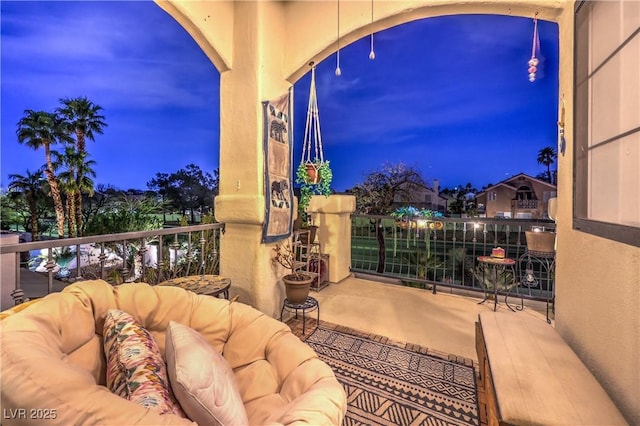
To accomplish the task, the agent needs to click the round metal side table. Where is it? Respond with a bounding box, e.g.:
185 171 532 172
477 256 518 312
158 274 231 299
280 296 319 335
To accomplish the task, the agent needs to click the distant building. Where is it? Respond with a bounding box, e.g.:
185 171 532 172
393 179 448 213
476 173 557 219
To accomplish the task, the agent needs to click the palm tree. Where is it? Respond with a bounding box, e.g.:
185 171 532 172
17 110 72 238
537 146 557 184
56 96 106 153
54 147 96 237
56 97 106 235
56 163 79 238
74 154 97 236
8 169 46 241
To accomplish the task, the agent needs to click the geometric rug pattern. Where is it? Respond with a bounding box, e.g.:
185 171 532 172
305 325 479 426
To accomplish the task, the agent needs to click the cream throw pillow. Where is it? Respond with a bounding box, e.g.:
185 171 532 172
165 321 248 426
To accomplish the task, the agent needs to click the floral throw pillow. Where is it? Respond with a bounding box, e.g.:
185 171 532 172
103 309 185 417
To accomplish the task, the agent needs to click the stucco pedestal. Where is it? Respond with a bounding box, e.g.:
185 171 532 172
307 195 356 283
1 234 18 311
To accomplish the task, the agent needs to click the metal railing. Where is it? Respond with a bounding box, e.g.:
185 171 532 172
351 214 555 301
0 223 225 296
513 199 539 209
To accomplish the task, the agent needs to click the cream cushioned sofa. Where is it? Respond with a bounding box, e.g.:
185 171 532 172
0 279 346 425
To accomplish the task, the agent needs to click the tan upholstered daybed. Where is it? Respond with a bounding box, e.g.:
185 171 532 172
0 279 346 425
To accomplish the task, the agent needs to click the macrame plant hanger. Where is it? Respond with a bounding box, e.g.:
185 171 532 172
300 65 325 184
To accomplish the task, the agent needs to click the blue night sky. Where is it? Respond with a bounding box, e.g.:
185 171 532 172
1 1 559 192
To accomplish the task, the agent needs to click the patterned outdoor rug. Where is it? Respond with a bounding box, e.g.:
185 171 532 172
303 324 479 426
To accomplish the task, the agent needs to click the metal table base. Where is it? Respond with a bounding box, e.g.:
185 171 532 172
280 296 319 335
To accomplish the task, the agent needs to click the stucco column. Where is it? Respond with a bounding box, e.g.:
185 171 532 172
307 195 356 283
1 234 18 311
214 1 291 318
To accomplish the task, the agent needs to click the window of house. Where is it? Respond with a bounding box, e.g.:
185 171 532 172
488 191 497 201
574 0 639 247
424 194 432 203
516 185 536 200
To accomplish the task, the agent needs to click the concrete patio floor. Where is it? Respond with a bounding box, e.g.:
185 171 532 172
16 269 551 363
309 275 550 361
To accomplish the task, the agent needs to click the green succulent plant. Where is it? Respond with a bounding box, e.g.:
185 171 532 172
296 161 332 224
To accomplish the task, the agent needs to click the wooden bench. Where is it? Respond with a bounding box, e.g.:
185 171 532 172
475 311 627 425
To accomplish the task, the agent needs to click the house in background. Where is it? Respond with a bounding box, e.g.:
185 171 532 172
476 173 557 219
393 179 448 213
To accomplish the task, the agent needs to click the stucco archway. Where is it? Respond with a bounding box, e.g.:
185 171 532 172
152 0 569 317
155 1 565 84
147 3 639 423
284 1 563 83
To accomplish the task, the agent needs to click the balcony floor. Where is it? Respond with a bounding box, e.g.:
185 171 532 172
286 276 552 426
291 275 549 362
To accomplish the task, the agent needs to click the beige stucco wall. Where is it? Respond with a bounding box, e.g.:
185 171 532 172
554 6 639 424
159 1 638 421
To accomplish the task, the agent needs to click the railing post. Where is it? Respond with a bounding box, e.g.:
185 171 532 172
157 236 165 282
99 243 106 281
46 250 55 294
120 240 129 282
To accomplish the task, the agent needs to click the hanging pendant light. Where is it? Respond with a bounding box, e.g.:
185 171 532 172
528 12 540 82
369 0 375 60
335 0 342 76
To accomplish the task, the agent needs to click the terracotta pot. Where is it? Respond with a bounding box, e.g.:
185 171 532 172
305 163 321 184
282 273 313 303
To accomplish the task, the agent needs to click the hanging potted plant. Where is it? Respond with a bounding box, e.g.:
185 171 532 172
294 64 333 242
272 241 314 303
296 161 332 209
295 161 332 243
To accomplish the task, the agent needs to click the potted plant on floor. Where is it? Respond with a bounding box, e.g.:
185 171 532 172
272 241 314 303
